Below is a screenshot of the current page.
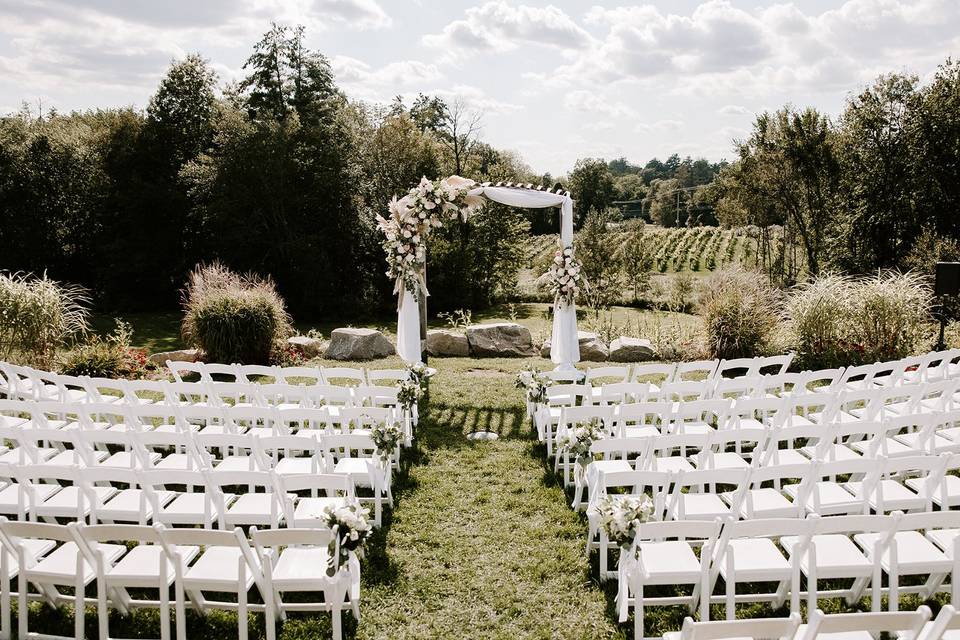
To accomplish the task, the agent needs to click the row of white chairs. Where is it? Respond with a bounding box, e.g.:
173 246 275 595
587 453 960 577
620 512 960 638
0 518 359 640
167 360 411 386
663 606 960 640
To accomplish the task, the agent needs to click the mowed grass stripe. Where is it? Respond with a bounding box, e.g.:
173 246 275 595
355 357 621 639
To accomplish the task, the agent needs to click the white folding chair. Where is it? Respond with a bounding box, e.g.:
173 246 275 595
77 522 200 640
252 526 357 640
797 606 930 640
166 361 206 383
320 367 365 386
664 612 800 640
276 473 355 528
619 519 721 640
709 518 811 619
158 527 265 640
672 360 719 382
140 469 231 529
206 470 287 530
666 467 749 521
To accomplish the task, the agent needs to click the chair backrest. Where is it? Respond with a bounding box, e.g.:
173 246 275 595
545 384 591 407
321 367 365 385
672 360 719 382
236 364 279 384
838 362 883 390
756 354 794 377
202 363 242 382
629 363 676 385
679 612 801 640
584 366 630 384
801 368 845 394
544 370 583 383
366 369 409 384
658 380 710 402
167 360 207 383
354 385 400 408
634 519 721 544
207 382 260 407
304 385 353 407
81 377 126 403
668 399 730 434
594 382 650 405
712 377 762 400
715 357 761 380
800 607 930 640
274 366 323 386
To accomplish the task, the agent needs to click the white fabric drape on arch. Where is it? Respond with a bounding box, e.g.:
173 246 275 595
395 186 580 370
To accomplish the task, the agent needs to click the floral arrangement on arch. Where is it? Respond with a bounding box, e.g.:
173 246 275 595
321 501 372 577
376 176 485 301
544 241 586 306
595 494 654 549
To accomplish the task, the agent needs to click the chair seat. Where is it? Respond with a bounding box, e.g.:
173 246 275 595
926 529 960 558
799 444 861 463
636 541 703 583
670 493 732 520
894 431 956 453
669 422 713 436
855 531 952 574
182 547 257 591
730 488 798 519
153 453 196 470
781 534 873 579
0 482 60 514
792 625 873 640
719 538 792 581
47 450 108 466
906 475 960 507
763 448 812 466
275 458 322 476
272 546 335 589
293 497 350 525
333 459 373 486
226 493 288 526
97 489 176 522
28 541 125 586
697 452 749 470
37 486 117 518
621 426 660 439
846 480 925 512
849 438 913 458
105 544 200 588
212 457 260 472
158 492 235 525
1 538 57 576
649 457 695 473
783 482 863 516
0 447 58 464
101 451 161 468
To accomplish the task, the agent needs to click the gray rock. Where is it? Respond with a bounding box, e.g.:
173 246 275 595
578 331 609 362
426 329 469 357
287 335 324 358
539 332 609 361
324 328 395 361
609 336 656 362
466 323 537 358
149 348 199 366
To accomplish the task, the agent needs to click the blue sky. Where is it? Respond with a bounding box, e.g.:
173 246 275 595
0 0 957 175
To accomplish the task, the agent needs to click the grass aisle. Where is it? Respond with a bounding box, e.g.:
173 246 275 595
345 356 621 640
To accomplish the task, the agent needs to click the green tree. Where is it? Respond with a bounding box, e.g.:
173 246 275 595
146 54 217 169
578 209 622 312
568 158 615 227
833 73 920 271
620 225 652 302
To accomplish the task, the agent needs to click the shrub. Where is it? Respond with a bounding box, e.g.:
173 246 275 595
181 263 293 365
786 271 932 369
0 272 89 368
699 267 782 359
60 319 148 379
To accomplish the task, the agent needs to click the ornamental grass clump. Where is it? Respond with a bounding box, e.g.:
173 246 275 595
786 271 932 370
0 272 89 368
698 267 782 360
181 262 292 365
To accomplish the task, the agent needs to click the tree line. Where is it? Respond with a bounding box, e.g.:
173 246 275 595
0 24 533 317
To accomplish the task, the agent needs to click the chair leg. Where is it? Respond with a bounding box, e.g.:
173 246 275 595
98 578 109 640
75 561 85 640
331 603 342 640
18 567 27 640
1 552 9 640
175 580 186 640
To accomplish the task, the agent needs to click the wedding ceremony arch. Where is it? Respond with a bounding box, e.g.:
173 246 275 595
377 176 581 370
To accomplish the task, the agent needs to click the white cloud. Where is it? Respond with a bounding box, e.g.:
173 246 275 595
718 104 749 116
563 90 636 119
428 84 522 114
635 119 684 134
333 56 441 99
423 1 592 57
311 0 391 30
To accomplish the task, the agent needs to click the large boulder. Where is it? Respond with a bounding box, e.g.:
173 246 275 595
426 329 470 357
287 335 324 358
466 323 537 358
578 331 609 362
539 332 609 361
324 328 395 361
148 348 199 366
609 336 656 362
